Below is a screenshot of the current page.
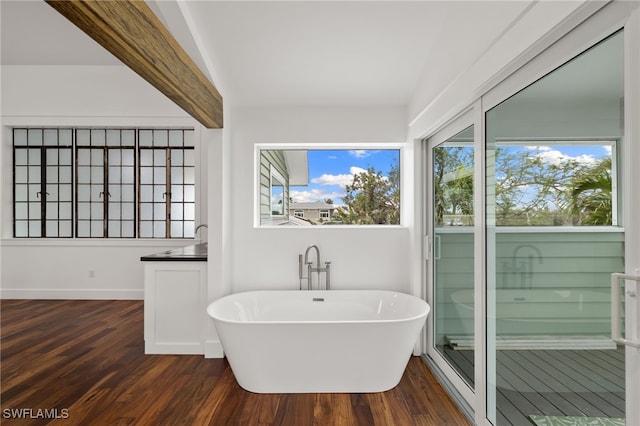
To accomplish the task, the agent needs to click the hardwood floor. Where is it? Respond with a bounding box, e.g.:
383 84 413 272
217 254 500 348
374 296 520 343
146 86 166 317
1 300 470 425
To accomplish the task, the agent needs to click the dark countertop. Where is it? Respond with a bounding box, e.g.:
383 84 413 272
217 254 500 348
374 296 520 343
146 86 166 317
140 243 207 262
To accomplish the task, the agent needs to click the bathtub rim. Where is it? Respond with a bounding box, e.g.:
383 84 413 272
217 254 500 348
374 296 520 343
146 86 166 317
207 289 430 325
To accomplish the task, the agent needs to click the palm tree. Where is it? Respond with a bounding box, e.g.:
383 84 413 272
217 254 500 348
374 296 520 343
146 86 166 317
570 158 612 225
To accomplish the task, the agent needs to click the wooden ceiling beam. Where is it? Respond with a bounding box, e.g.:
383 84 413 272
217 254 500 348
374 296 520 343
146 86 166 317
45 0 223 129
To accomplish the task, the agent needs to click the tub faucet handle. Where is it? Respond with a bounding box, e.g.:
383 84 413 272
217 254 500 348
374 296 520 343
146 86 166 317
324 262 331 290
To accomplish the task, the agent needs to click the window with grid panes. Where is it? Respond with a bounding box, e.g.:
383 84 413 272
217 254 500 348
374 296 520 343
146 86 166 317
138 129 195 238
12 127 195 239
13 129 74 237
76 129 136 237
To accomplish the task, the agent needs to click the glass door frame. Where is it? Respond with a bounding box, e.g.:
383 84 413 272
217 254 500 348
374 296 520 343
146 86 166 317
478 2 640 425
623 6 640 424
419 3 639 425
423 105 481 410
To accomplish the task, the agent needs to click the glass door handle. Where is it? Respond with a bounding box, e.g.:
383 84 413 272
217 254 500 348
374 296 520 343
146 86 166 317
424 235 441 260
611 273 640 348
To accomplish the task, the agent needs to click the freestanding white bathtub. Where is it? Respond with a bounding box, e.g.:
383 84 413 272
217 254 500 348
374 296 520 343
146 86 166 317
207 290 430 393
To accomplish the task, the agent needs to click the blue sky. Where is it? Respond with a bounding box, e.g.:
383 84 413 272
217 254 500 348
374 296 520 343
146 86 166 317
290 149 399 206
287 145 608 207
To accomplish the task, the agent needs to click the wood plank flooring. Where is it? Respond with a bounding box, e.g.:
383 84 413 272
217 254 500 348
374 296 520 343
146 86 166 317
1 300 470 425
441 346 625 426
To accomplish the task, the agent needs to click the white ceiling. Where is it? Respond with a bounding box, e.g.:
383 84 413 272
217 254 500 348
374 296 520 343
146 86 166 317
2 0 612 112
177 1 532 107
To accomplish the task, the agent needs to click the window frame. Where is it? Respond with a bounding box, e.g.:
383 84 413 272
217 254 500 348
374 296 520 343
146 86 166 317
254 143 405 228
11 127 197 239
13 128 74 238
493 139 618 227
430 137 619 231
75 129 137 238
137 129 196 239
269 165 287 218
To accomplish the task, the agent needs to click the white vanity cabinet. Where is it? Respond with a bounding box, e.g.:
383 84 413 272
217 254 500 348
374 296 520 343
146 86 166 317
142 244 207 354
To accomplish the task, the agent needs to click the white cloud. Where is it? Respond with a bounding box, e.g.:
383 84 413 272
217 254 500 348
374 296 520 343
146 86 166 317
290 189 344 205
311 173 353 187
310 166 367 188
349 166 367 175
525 145 552 152
349 150 370 159
349 150 380 159
525 146 596 165
539 150 596 165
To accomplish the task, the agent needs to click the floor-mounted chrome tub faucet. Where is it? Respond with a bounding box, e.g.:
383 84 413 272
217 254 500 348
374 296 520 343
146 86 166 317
298 244 331 290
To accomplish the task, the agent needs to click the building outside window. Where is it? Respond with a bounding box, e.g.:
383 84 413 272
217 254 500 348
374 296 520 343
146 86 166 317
289 202 336 224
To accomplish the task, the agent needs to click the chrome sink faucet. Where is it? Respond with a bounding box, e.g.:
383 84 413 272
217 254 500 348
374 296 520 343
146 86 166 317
195 224 208 239
299 245 331 290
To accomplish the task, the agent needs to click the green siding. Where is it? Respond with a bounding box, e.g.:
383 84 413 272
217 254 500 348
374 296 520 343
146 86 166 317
435 230 624 344
259 150 290 224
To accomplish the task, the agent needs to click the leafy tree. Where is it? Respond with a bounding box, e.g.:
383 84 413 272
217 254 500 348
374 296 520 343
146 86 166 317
494 147 576 225
493 147 613 226
334 164 400 224
433 146 474 226
434 145 614 226
569 157 612 225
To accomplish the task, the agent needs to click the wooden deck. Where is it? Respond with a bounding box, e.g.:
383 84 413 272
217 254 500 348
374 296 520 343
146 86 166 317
441 346 625 425
0 299 470 425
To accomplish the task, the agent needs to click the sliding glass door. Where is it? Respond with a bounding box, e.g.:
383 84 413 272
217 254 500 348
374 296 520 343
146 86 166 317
432 126 475 383
421 5 639 425
485 30 629 426
425 118 477 409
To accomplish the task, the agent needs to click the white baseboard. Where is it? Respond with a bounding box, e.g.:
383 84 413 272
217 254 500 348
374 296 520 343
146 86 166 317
204 340 225 358
145 341 204 355
0 288 144 300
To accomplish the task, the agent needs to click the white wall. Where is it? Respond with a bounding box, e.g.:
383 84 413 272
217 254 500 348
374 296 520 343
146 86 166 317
227 106 413 293
408 0 596 141
1 65 189 119
0 67 414 299
0 64 205 299
1 2 599 301
1 240 195 299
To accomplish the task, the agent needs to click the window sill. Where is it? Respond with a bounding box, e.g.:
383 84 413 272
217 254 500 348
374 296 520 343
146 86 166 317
0 238 200 248
256 224 409 230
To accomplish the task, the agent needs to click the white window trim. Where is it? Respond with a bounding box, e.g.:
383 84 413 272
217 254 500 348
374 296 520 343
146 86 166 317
269 165 287 218
254 143 407 228
495 139 619 227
